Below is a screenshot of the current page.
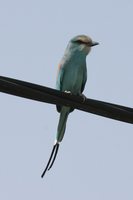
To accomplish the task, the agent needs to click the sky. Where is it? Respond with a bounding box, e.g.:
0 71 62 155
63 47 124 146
0 0 133 199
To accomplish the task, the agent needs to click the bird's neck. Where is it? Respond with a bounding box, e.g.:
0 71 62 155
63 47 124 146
63 47 87 63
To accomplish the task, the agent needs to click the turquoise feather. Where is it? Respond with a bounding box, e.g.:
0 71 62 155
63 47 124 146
55 35 98 143
41 35 98 177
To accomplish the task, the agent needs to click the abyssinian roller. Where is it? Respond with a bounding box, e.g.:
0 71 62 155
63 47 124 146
41 35 99 177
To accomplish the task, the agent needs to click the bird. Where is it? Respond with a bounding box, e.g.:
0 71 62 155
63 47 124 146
41 35 99 177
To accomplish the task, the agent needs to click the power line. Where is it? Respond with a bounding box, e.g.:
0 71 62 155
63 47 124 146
0 75 133 124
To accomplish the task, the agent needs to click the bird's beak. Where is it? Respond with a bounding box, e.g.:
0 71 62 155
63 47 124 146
91 41 99 46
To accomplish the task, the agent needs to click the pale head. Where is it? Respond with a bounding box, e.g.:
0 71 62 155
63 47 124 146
69 35 99 55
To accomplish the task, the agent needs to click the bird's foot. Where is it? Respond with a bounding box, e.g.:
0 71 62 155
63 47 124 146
79 94 86 103
64 90 72 94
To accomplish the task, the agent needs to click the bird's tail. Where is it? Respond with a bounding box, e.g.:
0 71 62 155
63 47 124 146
56 106 70 142
41 106 70 178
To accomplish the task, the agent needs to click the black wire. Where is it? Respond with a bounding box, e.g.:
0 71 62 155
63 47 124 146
0 75 133 124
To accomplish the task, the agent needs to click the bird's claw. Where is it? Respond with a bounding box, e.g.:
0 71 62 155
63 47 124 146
64 90 72 94
64 91 86 102
80 94 86 103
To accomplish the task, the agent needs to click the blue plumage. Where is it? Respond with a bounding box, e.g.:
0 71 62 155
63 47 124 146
56 35 98 142
41 35 99 177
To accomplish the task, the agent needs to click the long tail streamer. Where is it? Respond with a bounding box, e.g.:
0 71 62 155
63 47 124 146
41 143 59 178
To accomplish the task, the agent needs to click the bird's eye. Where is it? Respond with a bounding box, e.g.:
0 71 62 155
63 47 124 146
74 40 91 45
74 40 84 44
76 40 84 44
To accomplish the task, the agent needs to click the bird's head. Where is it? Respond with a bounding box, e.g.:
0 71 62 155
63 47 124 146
69 35 99 55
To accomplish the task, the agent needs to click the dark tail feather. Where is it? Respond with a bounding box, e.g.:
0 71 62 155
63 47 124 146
48 144 59 170
41 142 59 178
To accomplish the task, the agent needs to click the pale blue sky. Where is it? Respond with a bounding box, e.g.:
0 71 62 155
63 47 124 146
0 0 133 199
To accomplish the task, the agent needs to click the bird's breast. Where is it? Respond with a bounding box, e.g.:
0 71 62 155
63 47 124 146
61 62 85 94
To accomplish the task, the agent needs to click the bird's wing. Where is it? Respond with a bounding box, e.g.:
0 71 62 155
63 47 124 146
56 63 65 91
81 64 87 93
56 63 65 112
